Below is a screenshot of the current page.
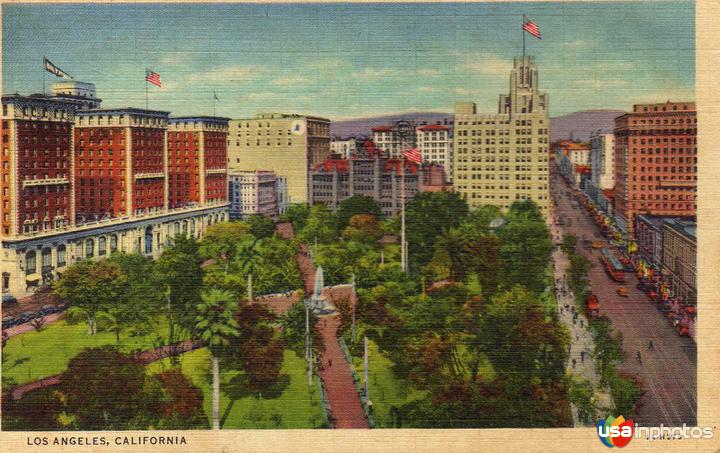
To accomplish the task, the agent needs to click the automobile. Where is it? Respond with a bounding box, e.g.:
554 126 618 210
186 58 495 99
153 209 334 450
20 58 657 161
57 301 69 311
617 287 629 297
646 291 658 301
18 311 37 323
2 316 17 329
40 305 58 315
592 241 603 249
2 294 18 308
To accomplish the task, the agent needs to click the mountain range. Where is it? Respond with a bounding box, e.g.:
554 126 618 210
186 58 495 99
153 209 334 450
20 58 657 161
329 109 626 143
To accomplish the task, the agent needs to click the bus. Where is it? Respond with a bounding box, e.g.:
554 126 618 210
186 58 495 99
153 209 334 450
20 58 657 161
600 248 626 282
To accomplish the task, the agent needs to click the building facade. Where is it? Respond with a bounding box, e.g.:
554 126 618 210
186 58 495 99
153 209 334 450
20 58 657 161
635 214 666 271
50 80 102 110
613 102 697 237
276 176 288 215
330 138 357 159
228 170 279 220
589 132 615 190
309 142 422 217
453 56 550 217
227 113 330 204
372 120 417 158
416 125 452 182
167 117 229 209
1 92 229 298
661 218 696 305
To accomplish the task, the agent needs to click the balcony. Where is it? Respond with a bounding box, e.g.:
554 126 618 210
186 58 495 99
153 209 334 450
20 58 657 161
22 177 70 188
134 172 165 180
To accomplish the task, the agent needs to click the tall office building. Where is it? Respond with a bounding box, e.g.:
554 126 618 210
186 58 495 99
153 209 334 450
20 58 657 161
613 102 696 237
227 113 330 203
453 56 550 217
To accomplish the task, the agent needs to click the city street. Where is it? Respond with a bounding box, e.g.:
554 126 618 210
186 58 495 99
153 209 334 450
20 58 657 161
550 168 697 426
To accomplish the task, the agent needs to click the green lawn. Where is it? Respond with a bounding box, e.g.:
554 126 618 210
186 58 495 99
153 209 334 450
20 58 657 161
348 340 426 428
2 318 173 388
147 348 325 429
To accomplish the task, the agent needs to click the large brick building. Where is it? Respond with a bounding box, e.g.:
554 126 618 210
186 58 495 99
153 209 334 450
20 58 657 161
613 102 697 237
1 87 229 298
167 117 229 209
1 95 81 238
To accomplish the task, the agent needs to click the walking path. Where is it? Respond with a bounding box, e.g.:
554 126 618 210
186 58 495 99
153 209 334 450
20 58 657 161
317 315 369 428
4 312 64 339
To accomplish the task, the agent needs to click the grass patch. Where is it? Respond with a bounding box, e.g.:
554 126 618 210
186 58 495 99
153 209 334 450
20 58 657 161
2 318 174 388
348 339 426 428
147 348 324 429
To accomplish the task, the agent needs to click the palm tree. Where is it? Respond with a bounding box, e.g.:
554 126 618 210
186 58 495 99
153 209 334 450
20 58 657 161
435 228 472 281
195 289 240 430
236 238 261 302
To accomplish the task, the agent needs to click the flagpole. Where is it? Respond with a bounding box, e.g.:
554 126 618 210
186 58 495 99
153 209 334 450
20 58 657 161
522 14 526 59
145 67 149 110
42 56 46 95
400 159 406 274
213 91 217 116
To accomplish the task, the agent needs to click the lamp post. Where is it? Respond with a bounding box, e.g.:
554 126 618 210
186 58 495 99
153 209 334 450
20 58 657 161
351 274 356 344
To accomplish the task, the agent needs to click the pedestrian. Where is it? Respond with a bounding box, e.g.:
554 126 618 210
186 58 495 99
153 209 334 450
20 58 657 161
580 319 584 328
580 351 585 363
648 340 654 351
636 350 642 364
329 359 332 368
572 358 576 368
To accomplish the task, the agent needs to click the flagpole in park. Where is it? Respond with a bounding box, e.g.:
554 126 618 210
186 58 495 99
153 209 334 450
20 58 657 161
400 160 406 273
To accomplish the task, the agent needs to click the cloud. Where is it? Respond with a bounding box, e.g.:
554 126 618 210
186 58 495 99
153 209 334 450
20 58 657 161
351 67 401 80
159 52 197 66
417 68 440 77
565 39 590 50
456 55 512 77
188 65 260 83
271 75 311 86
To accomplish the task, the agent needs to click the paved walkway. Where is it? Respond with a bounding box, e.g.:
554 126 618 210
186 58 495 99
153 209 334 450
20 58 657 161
317 315 369 429
551 167 697 426
4 312 64 339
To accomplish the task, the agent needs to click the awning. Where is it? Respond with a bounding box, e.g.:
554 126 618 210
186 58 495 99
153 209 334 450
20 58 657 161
25 273 41 282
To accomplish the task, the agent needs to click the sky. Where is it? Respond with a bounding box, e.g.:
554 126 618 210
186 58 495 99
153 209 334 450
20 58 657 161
2 2 695 120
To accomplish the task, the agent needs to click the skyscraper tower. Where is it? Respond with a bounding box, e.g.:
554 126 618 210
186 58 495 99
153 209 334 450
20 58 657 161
453 55 550 218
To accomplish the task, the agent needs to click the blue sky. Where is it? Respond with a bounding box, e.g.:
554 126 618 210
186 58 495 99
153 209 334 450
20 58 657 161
3 2 694 119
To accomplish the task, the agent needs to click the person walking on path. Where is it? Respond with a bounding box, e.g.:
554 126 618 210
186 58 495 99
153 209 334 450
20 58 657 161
636 350 642 364
572 358 576 368
648 340 654 351
328 358 332 368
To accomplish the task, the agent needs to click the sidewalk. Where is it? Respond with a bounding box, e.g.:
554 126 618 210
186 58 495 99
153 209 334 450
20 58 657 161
550 203 613 426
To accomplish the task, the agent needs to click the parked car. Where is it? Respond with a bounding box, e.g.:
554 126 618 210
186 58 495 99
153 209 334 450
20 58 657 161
40 305 58 315
2 316 17 329
18 311 37 323
2 294 18 308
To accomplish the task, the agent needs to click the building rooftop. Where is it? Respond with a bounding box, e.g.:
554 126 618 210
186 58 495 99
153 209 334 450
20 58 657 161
663 217 696 241
76 107 170 117
417 125 449 132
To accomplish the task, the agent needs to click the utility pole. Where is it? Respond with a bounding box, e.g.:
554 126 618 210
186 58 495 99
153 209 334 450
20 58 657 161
363 336 369 400
400 162 407 273
351 274 356 343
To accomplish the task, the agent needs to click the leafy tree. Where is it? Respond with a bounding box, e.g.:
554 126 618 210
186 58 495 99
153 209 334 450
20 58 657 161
341 213 382 243
337 195 382 229
465 234 501 297
432 228 473 281
53 260 128 335
194 289 239 430
299 204 338 244
104 253 162 343
61 346 146 430
405 191 469 269
247 214 276 239
279 302 322 359
460 205 502 239
2 387 64 431
200 221 251 273
145 369 208 429
497 203 552 294
231 305 285 395
155 236 204 356
279 203 311 232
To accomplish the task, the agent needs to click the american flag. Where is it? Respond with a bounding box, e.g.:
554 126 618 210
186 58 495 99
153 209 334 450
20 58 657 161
145 70 162 87
523 20 541 39
402 148 422 164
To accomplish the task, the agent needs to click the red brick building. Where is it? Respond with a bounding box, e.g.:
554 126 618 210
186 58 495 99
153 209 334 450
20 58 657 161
1 95 81 237
613 102 697 237
167 117 229 209
74 108 170 221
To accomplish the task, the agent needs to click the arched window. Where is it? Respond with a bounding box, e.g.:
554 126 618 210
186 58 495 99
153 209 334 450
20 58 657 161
98 236 107 256
174 222 180 235
26 251 37 274
86 239 94 258
182 221 188 236
190 219 196 237
110 235 118 253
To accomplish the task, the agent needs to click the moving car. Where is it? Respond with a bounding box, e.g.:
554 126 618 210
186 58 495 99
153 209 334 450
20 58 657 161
617 287 629 297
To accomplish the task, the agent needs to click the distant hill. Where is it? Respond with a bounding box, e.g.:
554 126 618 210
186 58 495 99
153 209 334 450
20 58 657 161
330 112 452 138
329 109 626 143
550 110 625 142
